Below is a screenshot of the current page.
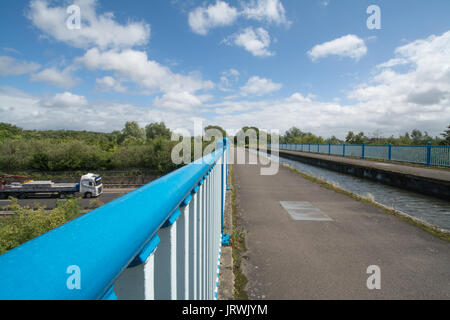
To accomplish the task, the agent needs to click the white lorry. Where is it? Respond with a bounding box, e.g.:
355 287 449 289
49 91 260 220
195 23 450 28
0 173 103 199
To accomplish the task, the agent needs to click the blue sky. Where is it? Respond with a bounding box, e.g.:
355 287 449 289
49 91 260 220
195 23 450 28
0 0 449 138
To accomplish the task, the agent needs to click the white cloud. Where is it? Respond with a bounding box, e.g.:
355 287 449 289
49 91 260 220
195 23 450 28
154 91 212 111
376 58 409 69
30 67 79 88
349 31 450 106
27 0 150 49
0 86 204 132
241 76 282 96
76 48 214 94
0 56 40 76
188 1 239 35
42 92 88 108
188 0 290 35
96 76 127 93
286 92 313 103
208 32 450 138
242 0 291 26
226 27 274 57
308 34 367 61
220 68 240 90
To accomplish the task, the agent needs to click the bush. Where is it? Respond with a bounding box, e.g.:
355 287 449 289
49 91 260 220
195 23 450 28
0 198 82 255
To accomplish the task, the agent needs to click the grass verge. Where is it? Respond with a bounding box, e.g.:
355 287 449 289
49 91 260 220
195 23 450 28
229 165 249 300
282 164 450 242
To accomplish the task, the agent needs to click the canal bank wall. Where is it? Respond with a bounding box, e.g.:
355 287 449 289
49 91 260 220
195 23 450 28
265 148 450 201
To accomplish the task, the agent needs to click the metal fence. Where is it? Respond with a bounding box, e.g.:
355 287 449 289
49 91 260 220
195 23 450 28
271 142 450 167
0 139 230 300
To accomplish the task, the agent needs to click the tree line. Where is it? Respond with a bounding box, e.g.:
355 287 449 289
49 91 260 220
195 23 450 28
2 122 449 173
267 126 450 146
0 122 179 173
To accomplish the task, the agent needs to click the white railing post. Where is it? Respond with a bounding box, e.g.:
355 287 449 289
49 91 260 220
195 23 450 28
198 180 204 299
176 202 190 300
154 219 177 300
203 174 209 299
206 169 211 299
114 237 159 300
189 187 198 299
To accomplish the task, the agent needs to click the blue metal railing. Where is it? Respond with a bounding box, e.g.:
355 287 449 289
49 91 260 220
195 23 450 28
0 139 230 300
270 142 450 167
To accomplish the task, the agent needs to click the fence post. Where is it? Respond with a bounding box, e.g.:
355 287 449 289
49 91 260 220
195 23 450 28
426 141 431 166
317 144 319 153
388 144 392 161
328 143 331 155
361 143 365 159
114 235 160 300
343 144 346 157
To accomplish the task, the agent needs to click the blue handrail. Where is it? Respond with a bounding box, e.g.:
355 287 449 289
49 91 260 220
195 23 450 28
270 142 450 167
0 141 227 300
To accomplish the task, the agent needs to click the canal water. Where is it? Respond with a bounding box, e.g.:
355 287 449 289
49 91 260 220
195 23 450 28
252 149 450 232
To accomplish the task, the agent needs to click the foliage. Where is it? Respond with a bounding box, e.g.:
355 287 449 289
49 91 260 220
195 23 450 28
0 121 184 174
145 122 171 140
441 125 450 145
0 198 82 255
280 126 446 146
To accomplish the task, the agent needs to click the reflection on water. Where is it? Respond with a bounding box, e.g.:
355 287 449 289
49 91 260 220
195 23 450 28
255 150 450 231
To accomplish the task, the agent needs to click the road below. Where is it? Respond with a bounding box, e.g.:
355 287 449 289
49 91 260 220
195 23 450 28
0 188 136 212
235 149 450 299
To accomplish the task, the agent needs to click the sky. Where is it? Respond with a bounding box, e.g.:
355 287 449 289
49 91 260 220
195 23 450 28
0 0 449 139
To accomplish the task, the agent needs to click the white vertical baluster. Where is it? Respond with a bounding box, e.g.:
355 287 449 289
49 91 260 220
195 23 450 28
154 222 177 300
114 250 156 300
189 190 198 300
198 181 204 300
203 174 208 299
176 203 189 300
206 170 211 299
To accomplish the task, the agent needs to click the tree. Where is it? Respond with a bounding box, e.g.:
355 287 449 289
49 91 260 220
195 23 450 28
346 131 367 144
410 129 423 145
345 131 355 143
145 122 171 140
326 135 342 144
284 127 304 143
0 123 23 141
122 121 145 140
441 125 450 145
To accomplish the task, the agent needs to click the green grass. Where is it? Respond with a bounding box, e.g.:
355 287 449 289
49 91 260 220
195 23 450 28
229 165 249 300
283 164 450 242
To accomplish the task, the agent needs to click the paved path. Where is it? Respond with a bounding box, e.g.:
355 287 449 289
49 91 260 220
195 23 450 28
235 150 450 299
272 149 450 182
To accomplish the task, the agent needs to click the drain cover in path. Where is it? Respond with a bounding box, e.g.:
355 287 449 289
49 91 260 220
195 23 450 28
280 201 333 221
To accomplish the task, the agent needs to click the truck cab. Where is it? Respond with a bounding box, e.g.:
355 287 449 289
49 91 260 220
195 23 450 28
80 173 103 198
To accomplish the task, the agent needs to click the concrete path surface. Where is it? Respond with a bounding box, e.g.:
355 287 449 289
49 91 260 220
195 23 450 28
234 151 450 299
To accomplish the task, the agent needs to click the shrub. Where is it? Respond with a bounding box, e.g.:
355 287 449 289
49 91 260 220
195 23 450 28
0 198 82 255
